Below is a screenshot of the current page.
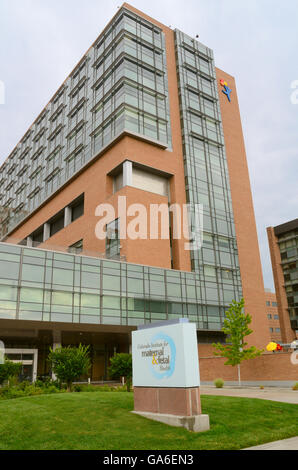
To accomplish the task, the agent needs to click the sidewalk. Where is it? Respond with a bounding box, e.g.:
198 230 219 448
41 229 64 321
244 436 298 450
200 385 298 404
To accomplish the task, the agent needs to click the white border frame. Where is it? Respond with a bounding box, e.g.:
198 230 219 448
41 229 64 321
5 348 38 382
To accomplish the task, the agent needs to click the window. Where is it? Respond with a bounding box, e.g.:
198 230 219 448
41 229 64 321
266 301 270 306
218 236 229 249
50 211 65 237
204 265 216 278
32 228 43 246
275 328 280 333
67 121 84 145
272 302 278 307
269 328 273 333
68 239 83 254
201 77 212 95
267 314 272 319
188 90 200 111
27 193 84 244
131 167 169 197
71 195 84 222
203 97 215 117
113 172 123 193
30 167 42 188
222 269 233 280
46 168 60 193
28 188 41 211
106 218 120 259
66 146 83 176
274 314 279 320
47 147 61 170
203 233 213 246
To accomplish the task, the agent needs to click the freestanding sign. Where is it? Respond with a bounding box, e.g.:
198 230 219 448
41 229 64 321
132 319 209 433
132 319 200 388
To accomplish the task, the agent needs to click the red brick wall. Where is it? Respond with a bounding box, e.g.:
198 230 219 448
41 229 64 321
265 291 282 342
267 227 295 343
198 343 297 382
216 69 270 350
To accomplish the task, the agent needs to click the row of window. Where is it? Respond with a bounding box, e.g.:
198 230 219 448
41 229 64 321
267 314 279 320
266 300 278 307
0 8 170 239
20 194 84 247
0 242 238 330
175 29 243 301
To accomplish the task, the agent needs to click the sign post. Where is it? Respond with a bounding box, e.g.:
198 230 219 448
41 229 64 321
132 319 210 432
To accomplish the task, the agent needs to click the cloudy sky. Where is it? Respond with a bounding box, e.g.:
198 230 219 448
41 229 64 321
0 0 297 289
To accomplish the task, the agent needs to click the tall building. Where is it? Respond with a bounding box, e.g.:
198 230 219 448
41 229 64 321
264 289 282 343
267 218 298 343
0 3 269 381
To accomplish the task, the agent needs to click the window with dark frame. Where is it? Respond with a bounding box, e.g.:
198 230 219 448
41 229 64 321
68 239 83 254
106 218 120 259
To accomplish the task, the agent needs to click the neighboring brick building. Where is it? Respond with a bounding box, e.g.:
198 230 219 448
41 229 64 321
267 218 298 343
0 3 270 381
264 289 282 343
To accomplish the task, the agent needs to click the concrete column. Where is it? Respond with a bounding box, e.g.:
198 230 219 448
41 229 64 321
123 160 132 187
27 236 33 247
52 330 62 380
64 206 72 227
32 350 38 382
43 222 50 242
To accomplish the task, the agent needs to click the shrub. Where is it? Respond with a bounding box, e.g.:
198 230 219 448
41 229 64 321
0 361 22 385
45 385 59 394
48 344 91 392
0 384 41 399
73 384 126 393
114 385 127 392
35 378 65 390
214 378 224 388
292 382 298 391
108 353 132 392
0 379 64 400
18 380 31 391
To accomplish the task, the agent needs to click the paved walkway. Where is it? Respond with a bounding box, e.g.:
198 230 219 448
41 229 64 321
244 436 298 450
200 385 298 404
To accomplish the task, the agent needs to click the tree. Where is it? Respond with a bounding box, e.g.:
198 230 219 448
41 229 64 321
212 298 263 386
0 360 22 385
48 344 91 392
108 353 132 392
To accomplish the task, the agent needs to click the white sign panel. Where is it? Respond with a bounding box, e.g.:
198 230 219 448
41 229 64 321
132 320 200 388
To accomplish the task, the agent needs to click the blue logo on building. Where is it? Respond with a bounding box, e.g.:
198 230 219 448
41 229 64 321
220 79 232 102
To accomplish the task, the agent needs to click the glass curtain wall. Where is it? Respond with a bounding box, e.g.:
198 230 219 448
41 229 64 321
0 242 227 331
174 30 243 320
0 7 171 238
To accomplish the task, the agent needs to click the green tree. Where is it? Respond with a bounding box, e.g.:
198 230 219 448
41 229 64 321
48 344 91 392
0 360 22 385
108 353 132 392
212 298 263 386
